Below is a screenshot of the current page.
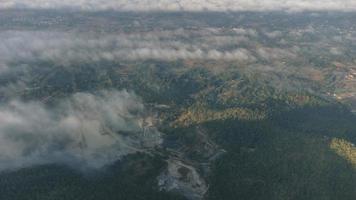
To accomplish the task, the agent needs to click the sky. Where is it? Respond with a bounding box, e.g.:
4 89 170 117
1 0 356 12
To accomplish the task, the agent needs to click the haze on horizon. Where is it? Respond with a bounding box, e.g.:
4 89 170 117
1 0 356 12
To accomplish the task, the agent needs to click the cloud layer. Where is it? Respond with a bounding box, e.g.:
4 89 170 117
0 30 257 69
1 0 356 11
0 90 162 171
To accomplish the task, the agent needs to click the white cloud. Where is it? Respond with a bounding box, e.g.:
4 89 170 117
1 0 356 11
256 47 297 61
0 90 162 171
0 30 256 67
